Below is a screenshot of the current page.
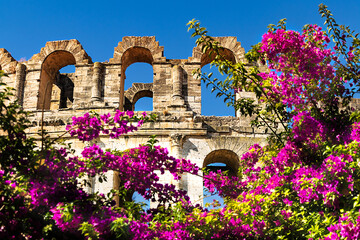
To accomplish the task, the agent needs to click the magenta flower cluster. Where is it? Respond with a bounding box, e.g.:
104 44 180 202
80 143 199 204
1 109 202 239
259 25 342 111
66 110 146 141
31 110 199 238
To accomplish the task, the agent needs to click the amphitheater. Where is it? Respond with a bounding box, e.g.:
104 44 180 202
0 37 268 205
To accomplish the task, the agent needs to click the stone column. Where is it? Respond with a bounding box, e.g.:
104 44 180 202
91 62 102 104
15 63 26 106
171 65 185 106
170 133 185 159
170 133 186 191
84 139 97 194
119 68 126 111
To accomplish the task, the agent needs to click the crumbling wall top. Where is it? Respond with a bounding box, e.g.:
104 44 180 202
189 37 246 66
0 48 17 74
27 39 92 67
109 36 165 64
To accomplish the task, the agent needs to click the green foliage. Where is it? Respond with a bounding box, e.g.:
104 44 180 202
110 217 131 239
0 71 36 173
319 4 360 96
146 135 159 149
187 20 290 146
79 222 101 240
184 4 360 239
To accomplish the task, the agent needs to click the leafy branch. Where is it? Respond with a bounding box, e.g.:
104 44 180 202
187 19 290 146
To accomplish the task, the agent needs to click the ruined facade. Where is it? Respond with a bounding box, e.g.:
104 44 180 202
1 37 267 205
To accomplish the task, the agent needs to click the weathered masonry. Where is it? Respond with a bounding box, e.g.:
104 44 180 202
1 37 267 205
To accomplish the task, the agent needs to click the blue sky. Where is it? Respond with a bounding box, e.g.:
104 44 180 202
1 0 359 115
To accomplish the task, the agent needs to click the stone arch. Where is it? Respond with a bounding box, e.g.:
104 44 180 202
120 47 154 71
37 50 76 109
28 40 92 110
190 37 245 67
34 40 92 110
28 39 92 66
110 37 164 110
189 37 246 116
202 148 239 207
203 136 261 172
132 90 153 111
124 82 153 107
203 149 239 175
0 48 17 74
200 48 236 68
206 136 259 156
110 36 164 64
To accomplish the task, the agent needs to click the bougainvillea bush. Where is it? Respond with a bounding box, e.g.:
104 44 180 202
0 75 200 239
1 4 360 239
183 4 360 239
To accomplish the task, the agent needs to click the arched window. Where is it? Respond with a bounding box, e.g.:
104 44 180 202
124 62 153 89
120 47 154 111
201 64 234 116
37 51 76 110
203 149 239 209
133 90 153 111
124 63 153 111
200 48 236 116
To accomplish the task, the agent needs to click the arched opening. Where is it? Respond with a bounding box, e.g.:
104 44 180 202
203 149 239 209
120 47 154 111
37 50 76 110
124 62 153 90
200 48 236 116
133 90 153 111
124 62 153 111
203 149 239 175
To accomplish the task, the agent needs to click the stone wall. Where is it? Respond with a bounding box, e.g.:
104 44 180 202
1 37 268 205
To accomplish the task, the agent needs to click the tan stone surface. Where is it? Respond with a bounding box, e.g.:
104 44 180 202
2 36 269 205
